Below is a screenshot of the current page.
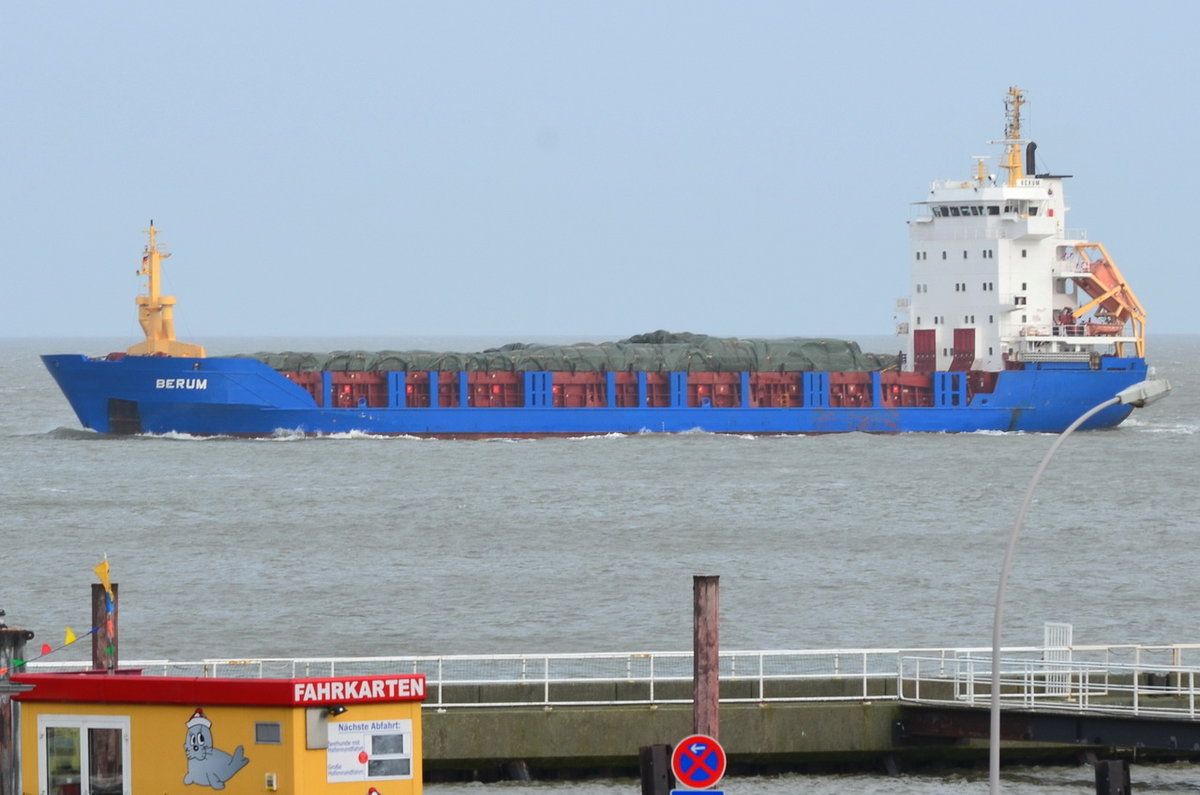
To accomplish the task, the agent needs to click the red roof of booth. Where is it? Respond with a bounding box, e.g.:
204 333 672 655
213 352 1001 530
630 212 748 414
11 672 426 706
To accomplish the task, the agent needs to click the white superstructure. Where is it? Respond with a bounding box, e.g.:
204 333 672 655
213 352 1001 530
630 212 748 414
898 87 1144 374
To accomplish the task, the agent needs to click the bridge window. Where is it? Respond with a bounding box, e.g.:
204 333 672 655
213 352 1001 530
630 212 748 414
988 206 1000 215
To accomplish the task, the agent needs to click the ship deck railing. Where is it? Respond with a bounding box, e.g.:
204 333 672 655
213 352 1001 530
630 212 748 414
907 226 1089 242
24 644 1200 716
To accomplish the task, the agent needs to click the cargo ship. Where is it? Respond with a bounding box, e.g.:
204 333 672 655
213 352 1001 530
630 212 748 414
44 88 1160 437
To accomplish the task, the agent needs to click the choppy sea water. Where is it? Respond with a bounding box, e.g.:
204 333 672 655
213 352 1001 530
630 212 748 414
2 334 1197 792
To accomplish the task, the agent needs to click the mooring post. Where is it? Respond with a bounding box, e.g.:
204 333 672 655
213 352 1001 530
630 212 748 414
91 583 118 672
1 610 35 795
638 743 673 795
1094 759 1131 794
0 610 33 675
693 574 719 739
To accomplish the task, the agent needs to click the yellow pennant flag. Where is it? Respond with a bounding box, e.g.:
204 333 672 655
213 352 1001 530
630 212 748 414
64 627 77 645
93 556 113 598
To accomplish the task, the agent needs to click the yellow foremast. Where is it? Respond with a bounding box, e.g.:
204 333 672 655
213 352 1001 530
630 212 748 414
125 223 206 358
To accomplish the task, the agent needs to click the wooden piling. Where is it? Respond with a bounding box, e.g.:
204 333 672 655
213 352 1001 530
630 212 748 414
91 583 118 672
693 574 719 739
1 611 35 795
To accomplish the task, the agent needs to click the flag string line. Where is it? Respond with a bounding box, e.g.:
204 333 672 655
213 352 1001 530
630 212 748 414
1 558 115 676
0 625 105 676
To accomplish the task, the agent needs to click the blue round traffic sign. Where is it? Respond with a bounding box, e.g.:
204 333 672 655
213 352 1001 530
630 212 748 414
671 733 726 789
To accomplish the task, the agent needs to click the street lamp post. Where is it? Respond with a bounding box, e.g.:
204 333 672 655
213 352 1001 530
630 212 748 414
989 378 1172 793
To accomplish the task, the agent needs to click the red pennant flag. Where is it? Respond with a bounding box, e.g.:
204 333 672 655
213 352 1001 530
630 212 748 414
40 644 52 655
106 619 114 636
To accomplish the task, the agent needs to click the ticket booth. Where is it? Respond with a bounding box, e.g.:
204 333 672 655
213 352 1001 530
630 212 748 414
12 670 426 794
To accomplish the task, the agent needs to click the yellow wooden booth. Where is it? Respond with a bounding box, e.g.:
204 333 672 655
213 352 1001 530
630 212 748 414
12 670 426 794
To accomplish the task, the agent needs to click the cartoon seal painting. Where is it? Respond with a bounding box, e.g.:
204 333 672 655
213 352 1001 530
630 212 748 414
182 708 249 790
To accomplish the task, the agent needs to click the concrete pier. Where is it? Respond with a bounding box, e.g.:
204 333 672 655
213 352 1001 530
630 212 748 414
419 677 1113 780
427 706 902 778
425 699 903 778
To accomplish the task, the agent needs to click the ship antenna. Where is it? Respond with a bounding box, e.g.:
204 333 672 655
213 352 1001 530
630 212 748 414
998 86 1026 187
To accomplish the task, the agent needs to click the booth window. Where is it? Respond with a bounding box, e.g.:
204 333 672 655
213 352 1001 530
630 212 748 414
38 714 131 795
255 722 283 744
367 731 412 778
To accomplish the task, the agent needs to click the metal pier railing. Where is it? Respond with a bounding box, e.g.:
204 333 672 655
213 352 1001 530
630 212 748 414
26 643 1200 717
901 647 1200 720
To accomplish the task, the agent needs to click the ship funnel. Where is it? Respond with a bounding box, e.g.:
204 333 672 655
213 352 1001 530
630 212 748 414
1025 142 1037 178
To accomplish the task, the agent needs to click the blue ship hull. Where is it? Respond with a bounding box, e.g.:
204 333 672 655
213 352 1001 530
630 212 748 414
41 353 1148 436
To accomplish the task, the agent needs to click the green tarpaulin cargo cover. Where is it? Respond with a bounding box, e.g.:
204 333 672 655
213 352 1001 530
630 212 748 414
241 331 898 374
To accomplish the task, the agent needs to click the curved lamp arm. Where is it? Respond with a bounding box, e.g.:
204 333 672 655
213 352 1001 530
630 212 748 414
989 378 1171 793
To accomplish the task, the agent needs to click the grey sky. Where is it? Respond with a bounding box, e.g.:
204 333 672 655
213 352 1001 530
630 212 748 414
2 2 1194 340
